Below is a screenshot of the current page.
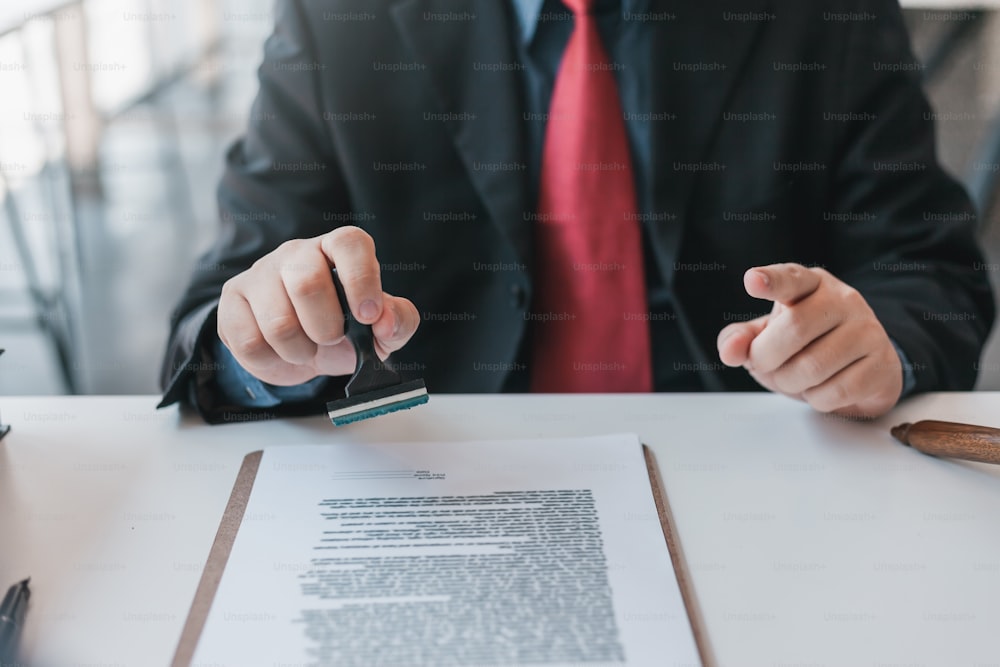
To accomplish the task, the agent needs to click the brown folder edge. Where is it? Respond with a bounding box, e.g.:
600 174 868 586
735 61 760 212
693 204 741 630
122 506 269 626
171 450 264 667
643 444 715 667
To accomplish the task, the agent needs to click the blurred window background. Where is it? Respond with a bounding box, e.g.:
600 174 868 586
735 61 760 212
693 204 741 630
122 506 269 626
0 0 270 394
1 0 1000 395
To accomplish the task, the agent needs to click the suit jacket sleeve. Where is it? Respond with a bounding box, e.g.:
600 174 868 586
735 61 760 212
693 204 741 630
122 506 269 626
158 0 348 422
824 0 994 392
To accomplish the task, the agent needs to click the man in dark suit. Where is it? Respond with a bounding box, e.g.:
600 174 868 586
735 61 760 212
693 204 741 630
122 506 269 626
160 0 995 423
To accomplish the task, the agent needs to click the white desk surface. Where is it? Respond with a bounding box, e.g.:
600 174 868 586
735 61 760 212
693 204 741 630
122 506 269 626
1 393 999 667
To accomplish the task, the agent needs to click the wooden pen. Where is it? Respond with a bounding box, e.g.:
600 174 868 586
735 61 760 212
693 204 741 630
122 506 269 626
890 420 1000 465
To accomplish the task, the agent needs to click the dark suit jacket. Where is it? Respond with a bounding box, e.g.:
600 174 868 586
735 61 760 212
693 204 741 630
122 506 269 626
160 0 995 422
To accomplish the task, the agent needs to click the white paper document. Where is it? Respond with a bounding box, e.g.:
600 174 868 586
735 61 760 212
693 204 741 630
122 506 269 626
190 434 700 666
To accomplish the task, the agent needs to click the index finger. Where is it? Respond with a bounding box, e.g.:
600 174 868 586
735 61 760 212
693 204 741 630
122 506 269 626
744 263 822 306
320 226 383 324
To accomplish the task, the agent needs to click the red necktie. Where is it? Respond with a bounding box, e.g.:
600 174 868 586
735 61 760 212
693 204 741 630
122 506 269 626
529 0 653 393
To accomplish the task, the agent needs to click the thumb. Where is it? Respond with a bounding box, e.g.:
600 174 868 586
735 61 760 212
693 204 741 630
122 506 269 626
718 315 769 367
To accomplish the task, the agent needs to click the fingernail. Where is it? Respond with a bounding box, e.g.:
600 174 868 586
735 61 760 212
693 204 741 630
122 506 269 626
391 306 401 338
359 299 379 321
754 270 770 287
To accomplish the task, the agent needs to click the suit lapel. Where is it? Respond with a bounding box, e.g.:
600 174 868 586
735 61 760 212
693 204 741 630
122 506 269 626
390 0 532 264
388 0 772 276
643 0 773 286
